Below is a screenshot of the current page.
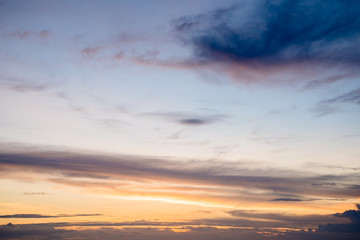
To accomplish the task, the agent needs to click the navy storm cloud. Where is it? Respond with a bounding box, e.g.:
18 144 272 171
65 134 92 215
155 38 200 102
175 0 360 64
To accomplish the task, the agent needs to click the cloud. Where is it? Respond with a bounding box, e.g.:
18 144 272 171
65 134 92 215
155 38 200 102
0 206 358 239
308 103 339 117
272 197 346 202
9 29 51 40
179 118 210 125
0 214 102 219
115 32 150 44
0 69 65 101
143 111 225 126
10 83 50 92
174 0 360 85
303 72 358 90
322 87 360 106
23 192 48 196
0 214 357 240
271 198 303 202
80 47 103 57
227 210 343 225
310 87 360 116
175 0 360 65
318 165 360 171
318 207 360 233
0 222 264 240
335 209 360 224
0 223 67 240
311 183 337 187
0 146 359 207
59 95 132 131
0 74 56 93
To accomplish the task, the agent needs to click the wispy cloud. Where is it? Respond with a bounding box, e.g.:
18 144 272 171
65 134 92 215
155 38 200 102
80 47 103 58
322 88 360 106
0 74 57 93
23 192 48 196
309 87 360 116
8 29 51 40
57 93 132 130
308 103 339 117
303 72 358 90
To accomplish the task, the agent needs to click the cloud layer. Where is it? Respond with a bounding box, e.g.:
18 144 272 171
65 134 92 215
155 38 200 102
0 147 359 207
1 207 360 240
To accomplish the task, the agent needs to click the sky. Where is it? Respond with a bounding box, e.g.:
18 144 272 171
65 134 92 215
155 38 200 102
0 0 360 239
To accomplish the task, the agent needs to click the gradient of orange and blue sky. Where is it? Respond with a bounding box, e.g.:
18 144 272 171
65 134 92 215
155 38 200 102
0 0 360 239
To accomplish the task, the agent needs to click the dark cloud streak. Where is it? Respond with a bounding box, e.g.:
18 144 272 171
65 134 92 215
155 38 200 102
143 111 225 126
271 198 303 201
0 214 102 219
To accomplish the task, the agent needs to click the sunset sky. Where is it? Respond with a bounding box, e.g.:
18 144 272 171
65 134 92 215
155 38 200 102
0 0 360 239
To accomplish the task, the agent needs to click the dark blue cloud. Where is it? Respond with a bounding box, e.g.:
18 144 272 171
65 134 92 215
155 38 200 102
334 209 360 224
175 0 360 65
318 206 360 233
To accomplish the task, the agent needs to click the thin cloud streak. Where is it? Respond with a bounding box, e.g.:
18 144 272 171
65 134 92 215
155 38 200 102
23 192 48 196
227 210 344 225
0 74 58 93
0 214 102 219
322 88 360 106
142 111 226 126
8 29 51 40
